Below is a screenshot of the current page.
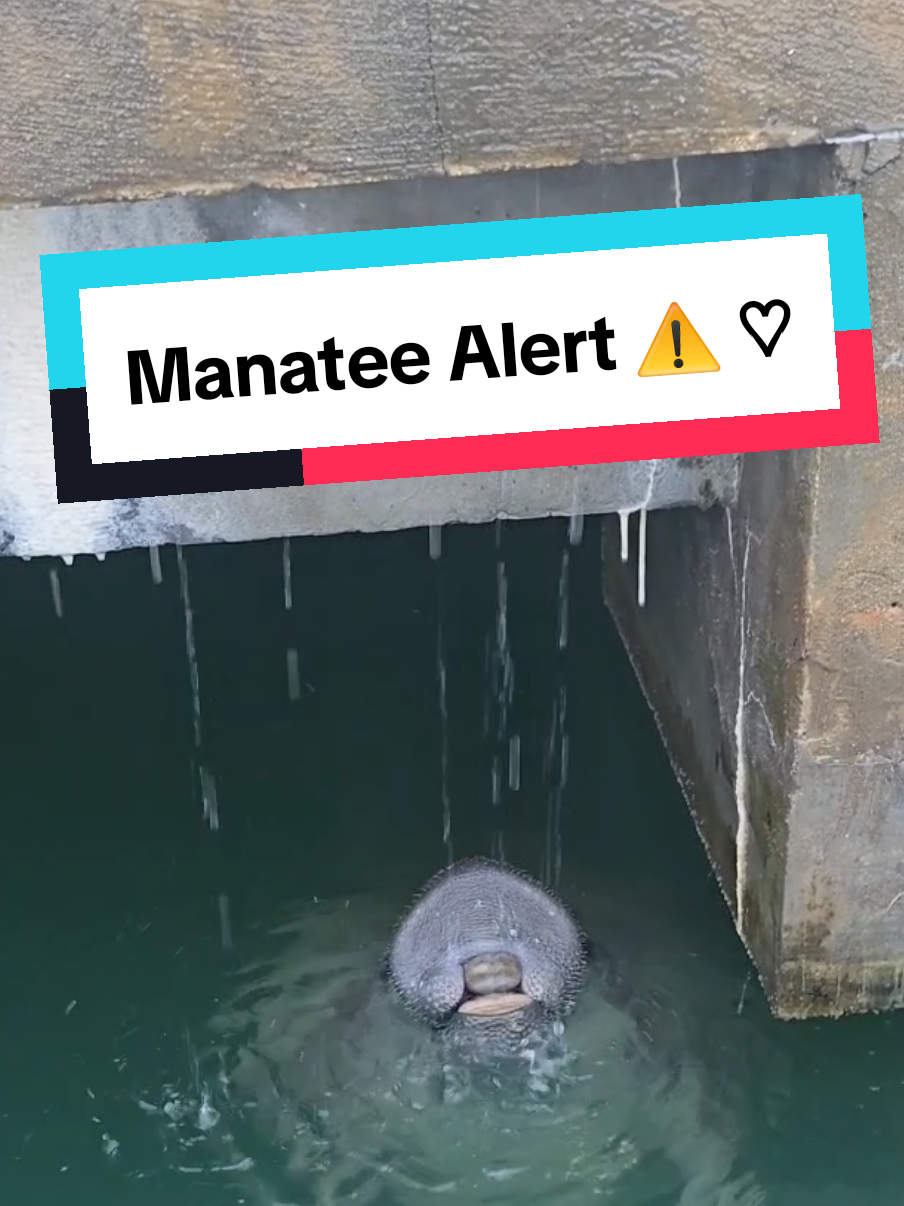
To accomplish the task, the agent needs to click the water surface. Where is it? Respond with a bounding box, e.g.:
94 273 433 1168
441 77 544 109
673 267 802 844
2 518 902 1205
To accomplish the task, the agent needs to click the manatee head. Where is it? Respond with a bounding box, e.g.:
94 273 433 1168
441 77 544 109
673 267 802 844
386 857 588 1055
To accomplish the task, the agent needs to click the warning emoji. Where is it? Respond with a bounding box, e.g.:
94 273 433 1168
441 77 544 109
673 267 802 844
638 303 720 378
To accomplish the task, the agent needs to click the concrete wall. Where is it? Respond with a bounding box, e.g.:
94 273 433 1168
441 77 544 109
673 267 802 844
0 159 746 560
2 0 902 207
605 144 904 1018
0 145 850 559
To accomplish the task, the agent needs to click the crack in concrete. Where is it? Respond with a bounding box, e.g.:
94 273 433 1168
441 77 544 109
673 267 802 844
422 0 448 176
733 519 754 941
832 129 903 186
825 128 904 147
746 689 779 754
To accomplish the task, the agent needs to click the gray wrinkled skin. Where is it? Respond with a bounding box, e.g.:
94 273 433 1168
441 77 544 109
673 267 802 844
387 857 587 1056
146 862 771 1206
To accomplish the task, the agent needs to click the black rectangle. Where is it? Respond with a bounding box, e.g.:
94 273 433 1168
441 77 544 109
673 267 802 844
49 387 306 504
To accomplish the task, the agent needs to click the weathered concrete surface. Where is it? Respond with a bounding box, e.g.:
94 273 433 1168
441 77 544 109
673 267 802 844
0 158 742 559
1 0 903 207
604 140 904 1019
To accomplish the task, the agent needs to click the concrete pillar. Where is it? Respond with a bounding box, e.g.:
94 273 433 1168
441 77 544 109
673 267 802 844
604 144 904 1018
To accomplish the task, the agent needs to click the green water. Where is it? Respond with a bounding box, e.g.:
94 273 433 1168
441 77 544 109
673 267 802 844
2 517 903 1205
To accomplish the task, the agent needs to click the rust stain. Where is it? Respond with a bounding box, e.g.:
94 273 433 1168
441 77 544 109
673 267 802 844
775 957 904 1020
793 871 836 961
846 604 904 634
3 0 904 208
803 421 904 748
140 2 255 159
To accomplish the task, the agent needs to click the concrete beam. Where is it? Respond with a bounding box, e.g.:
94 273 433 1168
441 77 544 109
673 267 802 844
0 157 753 560
604 139 904 1018
1 0 903 207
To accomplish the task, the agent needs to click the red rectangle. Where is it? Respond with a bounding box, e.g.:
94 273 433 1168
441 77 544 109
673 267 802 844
302 329 878 486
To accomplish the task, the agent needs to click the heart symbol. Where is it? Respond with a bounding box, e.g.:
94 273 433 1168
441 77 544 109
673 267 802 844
739 300 791 358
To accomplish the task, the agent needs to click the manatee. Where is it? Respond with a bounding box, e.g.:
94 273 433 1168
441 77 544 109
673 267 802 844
166 858 768 1206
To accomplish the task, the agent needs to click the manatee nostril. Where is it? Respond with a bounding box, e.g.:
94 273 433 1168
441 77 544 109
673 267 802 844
462 952 522 996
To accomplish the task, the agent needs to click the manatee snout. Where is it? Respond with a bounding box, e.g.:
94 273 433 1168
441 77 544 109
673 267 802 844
388 857 587 1043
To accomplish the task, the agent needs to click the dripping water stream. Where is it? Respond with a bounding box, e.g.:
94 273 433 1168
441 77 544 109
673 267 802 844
541 517 578 890
431 524 454 866
175 545 231 951
49 566 63 619
283 537 302 704
487 520 516 863
616 507 650 607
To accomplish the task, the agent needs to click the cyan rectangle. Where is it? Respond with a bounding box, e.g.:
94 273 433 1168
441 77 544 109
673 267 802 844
39 195 870 391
